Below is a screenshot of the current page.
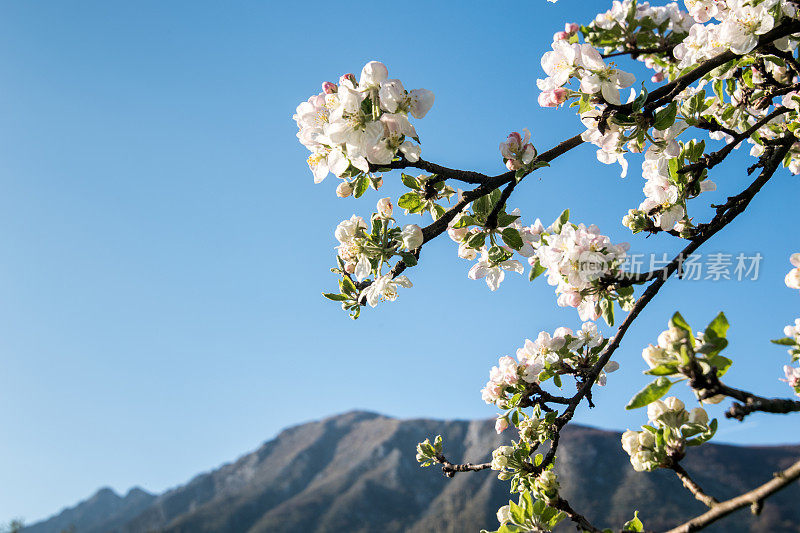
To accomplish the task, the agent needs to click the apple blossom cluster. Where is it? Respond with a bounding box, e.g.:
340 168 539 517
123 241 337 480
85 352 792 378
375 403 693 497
536 0 800 235
631 312 731 407
586 1 692 83
449 205 633 323
621 397 716 472
323 199 423 318
538 36 636 108
293 60 434 194
481 322 618 411
532 214 632 323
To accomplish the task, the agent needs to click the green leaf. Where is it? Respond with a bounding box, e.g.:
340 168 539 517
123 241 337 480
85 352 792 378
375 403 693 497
509 501 526 525
670 312 693 338
653 102 678 130
452 215 475 229
501 228 523 250
398 192 422 211
354 175 369 198
322 292 348 302
771 337 797 346
341 276 357 295
705 312 729 339
623 511 644 532
626 377 673 409
400 252 418 267
474 194 491 216
468 232 486 249
400 173 419 190
495 212 521 227
644 363 680 376
706 354 732 377
600 298 615 327
551 209 569 234
632 85 648 111
529 261 546 281
488 245 511 264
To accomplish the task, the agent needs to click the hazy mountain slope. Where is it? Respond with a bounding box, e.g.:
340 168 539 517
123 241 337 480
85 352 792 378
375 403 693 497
22 411 800 533
22 487 155 533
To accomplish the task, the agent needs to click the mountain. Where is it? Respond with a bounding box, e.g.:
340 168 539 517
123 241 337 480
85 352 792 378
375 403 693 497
22 487 155 533
22 411 800 533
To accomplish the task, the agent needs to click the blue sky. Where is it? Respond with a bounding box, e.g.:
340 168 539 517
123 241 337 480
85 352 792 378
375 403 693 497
0 0 798 525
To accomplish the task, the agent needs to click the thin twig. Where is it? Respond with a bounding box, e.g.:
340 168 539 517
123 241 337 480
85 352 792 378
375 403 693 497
670 464 719 508
433 454 491 478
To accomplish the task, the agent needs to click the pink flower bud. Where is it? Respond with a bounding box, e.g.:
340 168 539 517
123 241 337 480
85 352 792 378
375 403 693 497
506 159 522 171
377 197 393 218
344 262 356 274
339 73 356 86
538 88 568 107
565 23 580 33
553 31 570 41
495 417 509 434
651 71 665 83
336 181 353 198
322 81 338 94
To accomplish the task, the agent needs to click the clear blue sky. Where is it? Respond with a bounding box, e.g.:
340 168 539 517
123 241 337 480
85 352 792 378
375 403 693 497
0 0 798 525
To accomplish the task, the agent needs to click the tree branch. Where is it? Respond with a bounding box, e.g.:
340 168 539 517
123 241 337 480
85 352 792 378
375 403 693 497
551 496 604 533
670 463 719 508
685 361 800 421
664 458 800 533
679 107 790 176
433 454 491 478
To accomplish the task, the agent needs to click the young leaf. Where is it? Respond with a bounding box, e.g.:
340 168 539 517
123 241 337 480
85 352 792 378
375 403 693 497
626 377 673 409
398 192 422 211
529 261 547 281
354 175 369 198
705 312 729 339
623 511 644 532
653 102 678 130
501 228 523 250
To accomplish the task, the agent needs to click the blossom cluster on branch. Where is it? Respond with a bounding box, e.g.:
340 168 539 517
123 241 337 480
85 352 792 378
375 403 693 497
294 61 433 192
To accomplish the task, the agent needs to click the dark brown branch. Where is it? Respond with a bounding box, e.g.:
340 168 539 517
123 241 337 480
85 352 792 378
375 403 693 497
369 157 492 184
485 179 519 229
670 464 719 508
519 382 572 408
433 454 491 478
552 496 604 533
680 107 790 175
665 458 800 533
685 361 800 421
379 133 585 282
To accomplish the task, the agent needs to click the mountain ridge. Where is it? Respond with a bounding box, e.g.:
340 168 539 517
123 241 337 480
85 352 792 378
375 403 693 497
22 410 800 533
